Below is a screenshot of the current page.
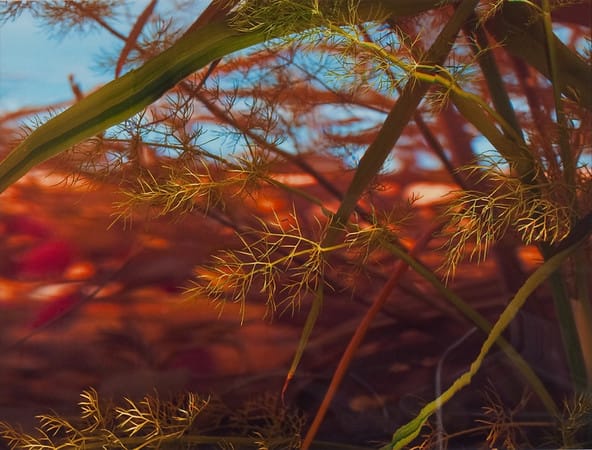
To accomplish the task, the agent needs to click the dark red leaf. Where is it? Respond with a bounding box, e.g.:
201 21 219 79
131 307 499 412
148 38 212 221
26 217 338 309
16 240 73 279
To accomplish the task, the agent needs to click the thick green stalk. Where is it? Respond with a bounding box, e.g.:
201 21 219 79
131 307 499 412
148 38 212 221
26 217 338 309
543 252 588 391
539 0 589 392
330 0 479 228
285 0 481 393
449 91 534 181
0 21 265 192
466 16 523 139
0 0 457 193
541 0 576 189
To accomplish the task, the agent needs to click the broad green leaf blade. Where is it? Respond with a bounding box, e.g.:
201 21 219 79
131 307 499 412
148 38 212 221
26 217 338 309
0 20 265 193
384 239 584 450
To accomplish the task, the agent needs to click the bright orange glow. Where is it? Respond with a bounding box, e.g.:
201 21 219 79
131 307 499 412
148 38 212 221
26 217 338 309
64 261 96 280
271 173 317 186
402 182 457 206
517 245 543 271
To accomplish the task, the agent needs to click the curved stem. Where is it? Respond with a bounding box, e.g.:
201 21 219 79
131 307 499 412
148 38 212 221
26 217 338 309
386 235 584 450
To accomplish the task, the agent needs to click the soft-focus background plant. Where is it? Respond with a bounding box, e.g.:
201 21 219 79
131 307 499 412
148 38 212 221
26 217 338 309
0 1 590 449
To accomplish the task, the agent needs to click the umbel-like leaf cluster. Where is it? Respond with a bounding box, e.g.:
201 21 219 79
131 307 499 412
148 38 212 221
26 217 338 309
441 158 575 279
0 389 304 449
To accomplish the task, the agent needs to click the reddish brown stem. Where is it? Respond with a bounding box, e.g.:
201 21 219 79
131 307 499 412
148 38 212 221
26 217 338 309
115 0 157 78
300 224 440 450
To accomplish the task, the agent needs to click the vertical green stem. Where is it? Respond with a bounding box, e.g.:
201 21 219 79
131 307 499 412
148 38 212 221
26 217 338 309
465 16 522 139
572 249 592 387
466 1 588 393
542 245 588 392
539 0 588 391
541 0 576 190
285 0 481 394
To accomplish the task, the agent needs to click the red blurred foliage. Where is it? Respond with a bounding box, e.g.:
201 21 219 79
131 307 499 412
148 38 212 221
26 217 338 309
14 240 73 279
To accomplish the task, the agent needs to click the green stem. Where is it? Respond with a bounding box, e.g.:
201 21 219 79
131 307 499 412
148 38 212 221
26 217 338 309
0 21 265 192
573 249 592 388
0 0 458 193
328 0 480 228
539 7 588 388
484 1 592 111
385 236 584 450
465 15 523 139
381 239 558 415
284 0 481 397
467 6 588 392
541 0 576 190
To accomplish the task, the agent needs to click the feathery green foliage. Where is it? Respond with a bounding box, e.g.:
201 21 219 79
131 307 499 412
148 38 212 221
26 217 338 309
0 389 304 449
441 158 573 279
0 0 591 449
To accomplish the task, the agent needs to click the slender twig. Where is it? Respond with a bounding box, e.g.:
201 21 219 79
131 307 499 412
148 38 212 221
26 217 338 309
301 224 440 450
